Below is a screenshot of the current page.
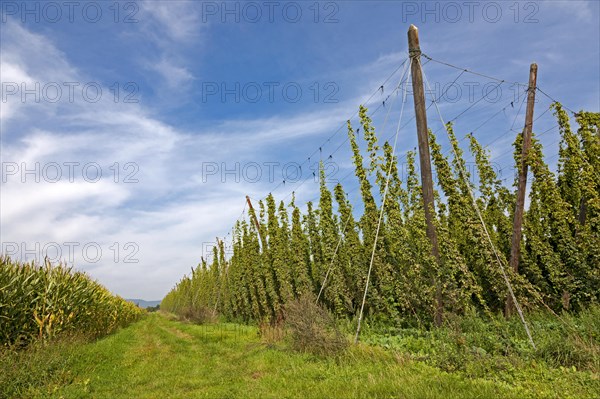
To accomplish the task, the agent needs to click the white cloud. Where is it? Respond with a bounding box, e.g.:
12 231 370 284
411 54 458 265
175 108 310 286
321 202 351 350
137 1 201 90
139 1 201 43
0 61 34 122
0 20 79 126
0 21 352 299
149 58 195 88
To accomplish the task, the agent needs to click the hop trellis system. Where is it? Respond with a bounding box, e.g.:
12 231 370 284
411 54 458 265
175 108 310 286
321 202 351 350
162 25 600 347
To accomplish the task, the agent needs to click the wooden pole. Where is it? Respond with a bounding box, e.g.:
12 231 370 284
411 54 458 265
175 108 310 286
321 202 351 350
408 24 443 327
506 63 537 316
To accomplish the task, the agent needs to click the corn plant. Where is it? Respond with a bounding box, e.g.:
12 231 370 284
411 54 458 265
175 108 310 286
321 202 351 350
0 256 143 347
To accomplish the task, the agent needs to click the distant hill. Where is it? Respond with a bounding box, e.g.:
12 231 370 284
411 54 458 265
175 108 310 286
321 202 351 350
127 299 161 309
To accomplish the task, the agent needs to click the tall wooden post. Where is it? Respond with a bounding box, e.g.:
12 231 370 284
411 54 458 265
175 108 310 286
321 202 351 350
506 63 537 316
408 25 443 326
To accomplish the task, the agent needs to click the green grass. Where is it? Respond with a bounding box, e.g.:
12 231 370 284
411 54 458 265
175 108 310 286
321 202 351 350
2 313 598 399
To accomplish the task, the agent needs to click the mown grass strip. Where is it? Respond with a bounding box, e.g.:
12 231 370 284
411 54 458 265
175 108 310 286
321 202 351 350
3 313 598 399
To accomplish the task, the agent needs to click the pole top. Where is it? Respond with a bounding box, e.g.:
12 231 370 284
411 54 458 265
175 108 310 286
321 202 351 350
408 25 420 55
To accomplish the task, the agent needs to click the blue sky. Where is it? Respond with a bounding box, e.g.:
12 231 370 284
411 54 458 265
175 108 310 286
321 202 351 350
1 1 598 300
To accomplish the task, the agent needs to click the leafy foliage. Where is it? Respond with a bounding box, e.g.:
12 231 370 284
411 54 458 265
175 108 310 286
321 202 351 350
162 103 599 331
0 256 142 347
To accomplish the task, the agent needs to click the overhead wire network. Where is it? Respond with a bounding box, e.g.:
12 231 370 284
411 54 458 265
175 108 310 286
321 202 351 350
393 55 568 200
208 51 577 291
307 56 533 203
301 63 500 203
258 57 412 201
205 54 413 259
485 91 568 185
277 50 561 206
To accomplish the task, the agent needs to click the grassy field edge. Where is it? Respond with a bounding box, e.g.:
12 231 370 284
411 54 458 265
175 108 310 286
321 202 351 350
1 313 598 399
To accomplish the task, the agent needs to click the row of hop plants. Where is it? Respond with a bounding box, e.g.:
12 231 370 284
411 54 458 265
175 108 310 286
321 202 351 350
162 102 599 329
0 256 143 347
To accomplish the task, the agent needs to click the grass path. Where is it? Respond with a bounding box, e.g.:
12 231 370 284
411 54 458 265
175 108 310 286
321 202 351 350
22 313 595 399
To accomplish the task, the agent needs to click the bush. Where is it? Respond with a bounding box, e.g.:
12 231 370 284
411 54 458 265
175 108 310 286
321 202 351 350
284 295 348 356
146 305 160 313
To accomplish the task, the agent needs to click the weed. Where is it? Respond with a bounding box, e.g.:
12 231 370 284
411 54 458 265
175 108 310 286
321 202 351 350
284 295 348 356
178 306 217 325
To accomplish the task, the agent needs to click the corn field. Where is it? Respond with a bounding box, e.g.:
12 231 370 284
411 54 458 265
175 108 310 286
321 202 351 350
0 256 143 347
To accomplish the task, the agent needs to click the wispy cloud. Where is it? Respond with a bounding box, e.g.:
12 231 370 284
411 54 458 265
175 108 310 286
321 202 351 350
139 1 201 43
149 58 195 88
137 1 201 90
0 20 351 299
